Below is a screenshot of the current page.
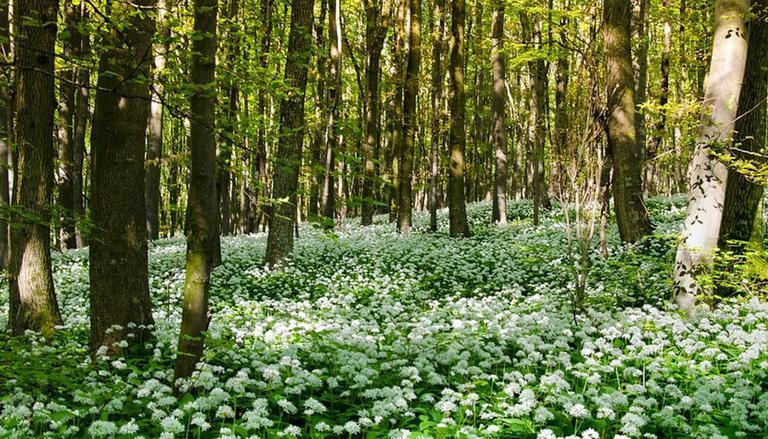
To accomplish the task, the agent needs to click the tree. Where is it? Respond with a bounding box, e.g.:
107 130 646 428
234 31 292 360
57 0 78 250
89 0 157 353
603 0 653 243
429 0 446 232
175 0 219 380
361 0 388 226
447 0 470 237
72 2 90 248
719 0 767 249
646 0 672 193
146 0 172 241
8 0 62 336
674 0 750 314
263 0 314 265
389 0 406 223
322 0 342 223
0 0 12 267
490 0 507 226
398 0 421 232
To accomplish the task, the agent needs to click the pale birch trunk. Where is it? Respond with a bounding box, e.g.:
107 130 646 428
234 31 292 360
673 0 750 314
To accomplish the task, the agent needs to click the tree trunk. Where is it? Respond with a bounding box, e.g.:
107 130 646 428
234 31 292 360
632 0 648 168
361 0 387 226
146 0 171 241
389 0 406 223
491 0 507 225
603 0 653 243
8 0 62 337
89 0 157 354
174 0 219 381
552 15 569 202
73 3 90 249
646 0 671 194
398 0 421 232
57 0 78 250
321 0 341 223
447 0 470 237
718 0 767 248
264 0 313 265
255 0 274 230
674 0 750 313
0 0 11 267
429 0 445 232
309 0 325 221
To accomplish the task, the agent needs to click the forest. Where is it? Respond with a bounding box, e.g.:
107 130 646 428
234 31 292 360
1 0 767 436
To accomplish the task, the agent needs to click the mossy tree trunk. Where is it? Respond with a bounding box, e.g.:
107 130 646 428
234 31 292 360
174 0 219 381
9 0 62 337
603 0 653 243
0 0 11 268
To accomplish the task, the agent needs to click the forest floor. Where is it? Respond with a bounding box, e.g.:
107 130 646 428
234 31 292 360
2 197 768 438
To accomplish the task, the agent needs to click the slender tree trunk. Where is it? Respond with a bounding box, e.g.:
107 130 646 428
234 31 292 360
361 0 387 226
321 0 341 223
146 0 170 241
264 0 313 265
8 0 62 336
389 0 406 222
646 0 671 194
552 15 569 201
603 0 653 243
429 0 445 232
89 0 157 354
254 0 274 230
73 3 89 249
309 0 326 221
218 0 240 237
719 0 767 248
174 0 218 381
57 0 78 250
398 0 421 232
0 0 11 267
447 0 470 237
632 0 648 167
491 0 507 225
674 0 750 313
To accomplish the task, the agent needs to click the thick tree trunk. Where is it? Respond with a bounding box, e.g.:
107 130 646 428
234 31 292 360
89 0 157 354
429 0 445 232
0 0 11 267
603 0 653 243
491 0 507 225
447 0 470 237
174 0 218 381
718 0 767 248
398 0 421 232
9 0 62 336
146 0 170 241
73 4 90 248
674 0 750 313
321 0 341 223
264 0 313 265
361 0 387 226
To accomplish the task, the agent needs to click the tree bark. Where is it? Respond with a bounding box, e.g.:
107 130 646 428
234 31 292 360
429 0 445 232
0 0 11 267
398 0 421 232
264 0 313 265
321 0 341 223
491 0 507 225
603 0 653 243
361 0 387 226
146 0 171 241
389 0 406 223
9 0 63 336
89 0 157 354
447 0 470 237
718 0 767 248
632 0 648 167
174 0 219 381
57 0 78 250
646 0 671 194
250 0 273 232
674 0 750 313
73 3 90 248
309 0 326 221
